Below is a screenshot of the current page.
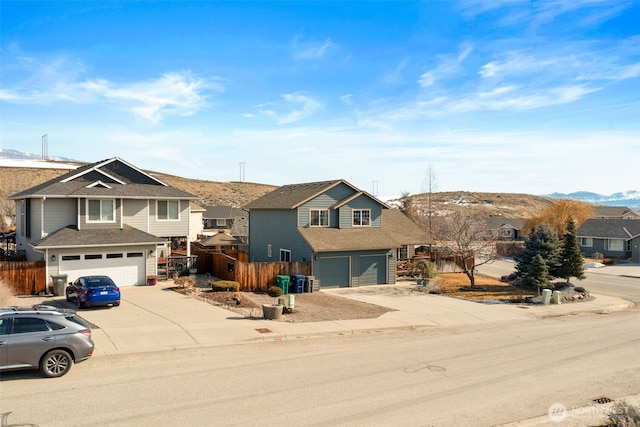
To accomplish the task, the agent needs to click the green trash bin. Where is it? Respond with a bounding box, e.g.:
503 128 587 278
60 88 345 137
275 275 290 294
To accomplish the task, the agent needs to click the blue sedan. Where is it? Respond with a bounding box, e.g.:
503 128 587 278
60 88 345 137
66 276 121 309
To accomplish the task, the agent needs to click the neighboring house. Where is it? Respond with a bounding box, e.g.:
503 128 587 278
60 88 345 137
577 218 640 262
202 205 248 241
189 202 205 242
9 157 199 286
484 218 526 240
244 179 427 288
591 206 640 219
194 232 247 253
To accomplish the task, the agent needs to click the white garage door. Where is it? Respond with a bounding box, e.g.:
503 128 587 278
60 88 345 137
60 251 145 286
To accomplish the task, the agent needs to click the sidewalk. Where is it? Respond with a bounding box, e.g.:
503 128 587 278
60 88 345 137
9 279 632 358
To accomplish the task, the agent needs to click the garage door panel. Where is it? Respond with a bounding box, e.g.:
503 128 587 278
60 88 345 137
359 255 387 285
319 257 350 288
60 252 144 286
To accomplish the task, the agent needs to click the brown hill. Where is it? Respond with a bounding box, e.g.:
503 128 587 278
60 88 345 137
1 165 556 222
401 191 557 219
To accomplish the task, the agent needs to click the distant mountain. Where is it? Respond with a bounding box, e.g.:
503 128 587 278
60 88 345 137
546 190 640 209
0 148 77 163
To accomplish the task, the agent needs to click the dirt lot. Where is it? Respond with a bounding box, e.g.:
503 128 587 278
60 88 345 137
173 273 545 323
174 286 395 323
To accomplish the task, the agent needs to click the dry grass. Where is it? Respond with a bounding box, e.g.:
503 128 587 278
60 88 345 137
0 280 16 306
436 273 534 302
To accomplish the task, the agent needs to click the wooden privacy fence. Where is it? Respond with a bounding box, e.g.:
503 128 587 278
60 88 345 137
192 247 311 292
0 261 46 296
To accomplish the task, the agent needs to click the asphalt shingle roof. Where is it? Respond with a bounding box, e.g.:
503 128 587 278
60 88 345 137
33 225 166 249
577 219 640 239
9 157 198 200
298 209 427 252
244 179 389 210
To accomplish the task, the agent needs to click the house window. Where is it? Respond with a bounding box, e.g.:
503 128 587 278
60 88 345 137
280 249 291 262
216 218 227 227
157 200 180 221
61 255 81 261
352 209 371 226
310 209 329 227
85 254 102 260
604 239 624 251
87 199 114 222
267 244 272 258
580 238 593 247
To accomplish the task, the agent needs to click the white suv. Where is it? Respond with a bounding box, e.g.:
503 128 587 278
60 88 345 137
0 305 95 377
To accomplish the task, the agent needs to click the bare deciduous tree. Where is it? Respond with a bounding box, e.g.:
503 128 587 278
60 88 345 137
436 209 495 288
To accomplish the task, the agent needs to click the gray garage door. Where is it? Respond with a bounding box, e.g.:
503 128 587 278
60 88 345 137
359 255 387 285
319 257 350 288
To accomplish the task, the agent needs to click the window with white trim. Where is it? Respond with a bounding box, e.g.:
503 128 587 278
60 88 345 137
352 209 371 226
310 209 329 227
604 239 624 251
87 199 115 222
216 218 227 227
280 249 291 262
580 238 593 247
157 200 180 220
267 244 272 258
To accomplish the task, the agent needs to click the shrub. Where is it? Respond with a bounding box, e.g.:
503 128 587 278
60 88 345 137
174 276 196 289
607 400 640 426
267 286 283 298
574 286 586 293
210 280 240 292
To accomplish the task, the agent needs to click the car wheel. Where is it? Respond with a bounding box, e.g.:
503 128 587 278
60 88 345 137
76 296 84 309
66 293 72 302
40 349 72 378
113 301 120 307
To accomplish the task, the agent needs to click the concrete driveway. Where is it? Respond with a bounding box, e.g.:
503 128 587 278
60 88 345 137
6 262 635 356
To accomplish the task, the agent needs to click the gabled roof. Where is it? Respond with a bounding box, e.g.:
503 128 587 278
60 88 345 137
244 179 389 210
484 218 526 230
197 233 245 247
298 209 427 252
32 225 166 249
203 205 234 219
592 205 640 219
577 218 640 240
9 157 199 200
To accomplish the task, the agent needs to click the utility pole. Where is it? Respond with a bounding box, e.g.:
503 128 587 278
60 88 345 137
41 134 48 160
239 162 245 182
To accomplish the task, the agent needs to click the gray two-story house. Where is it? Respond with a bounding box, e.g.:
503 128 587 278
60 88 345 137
244 179 426 288
9 157 199 286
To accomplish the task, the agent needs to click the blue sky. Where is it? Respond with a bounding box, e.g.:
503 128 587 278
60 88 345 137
1 1 639 199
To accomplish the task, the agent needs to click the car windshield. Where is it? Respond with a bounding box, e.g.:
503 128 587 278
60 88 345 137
85 278 114 288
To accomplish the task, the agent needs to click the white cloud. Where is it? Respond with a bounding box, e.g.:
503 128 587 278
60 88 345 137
259 92 323 124
418 45 473 87
0 52 220 123
292 37 336 61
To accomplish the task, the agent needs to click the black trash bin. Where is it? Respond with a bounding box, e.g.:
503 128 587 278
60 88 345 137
290 274 306 293
51 274 68 296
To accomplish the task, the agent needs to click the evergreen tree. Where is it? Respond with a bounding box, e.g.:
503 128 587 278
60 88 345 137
515 223 562 278
524 254 552 294
558 217 586 283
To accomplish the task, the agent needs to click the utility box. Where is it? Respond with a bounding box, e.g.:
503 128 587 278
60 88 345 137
551 290 561 304
541 288 552 305
290 274 306 293
275 275 290 295
307 276 316 292
51 274 68 297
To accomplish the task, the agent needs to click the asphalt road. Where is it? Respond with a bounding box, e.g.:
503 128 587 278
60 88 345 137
1 306 638 426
